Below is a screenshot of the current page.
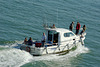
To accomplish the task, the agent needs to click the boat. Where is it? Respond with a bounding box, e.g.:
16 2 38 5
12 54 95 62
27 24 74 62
20 26 86 56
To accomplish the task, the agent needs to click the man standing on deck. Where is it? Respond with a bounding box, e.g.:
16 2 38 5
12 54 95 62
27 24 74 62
76 22 81 35
41 33 46 46
52 24 56 28
69 22 74 31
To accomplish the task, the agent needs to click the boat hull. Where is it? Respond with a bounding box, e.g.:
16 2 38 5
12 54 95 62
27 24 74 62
20 40 81 56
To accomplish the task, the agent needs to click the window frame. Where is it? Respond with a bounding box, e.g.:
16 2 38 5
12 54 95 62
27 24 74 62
64 32 75 37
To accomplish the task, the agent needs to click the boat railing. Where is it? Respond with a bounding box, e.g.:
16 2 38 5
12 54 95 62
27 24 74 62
58 39 80 51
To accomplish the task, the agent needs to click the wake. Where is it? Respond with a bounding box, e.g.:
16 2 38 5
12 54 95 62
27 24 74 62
0 41 89 67
0 47 33 67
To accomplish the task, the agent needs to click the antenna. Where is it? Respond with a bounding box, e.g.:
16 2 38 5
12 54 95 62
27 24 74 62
43 13 48 28
56 8 58 27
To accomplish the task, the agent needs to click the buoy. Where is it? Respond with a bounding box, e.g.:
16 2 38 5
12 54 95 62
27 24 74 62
26 47 31 52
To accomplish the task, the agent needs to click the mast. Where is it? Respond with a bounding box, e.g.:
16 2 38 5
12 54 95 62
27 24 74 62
56 8 58 28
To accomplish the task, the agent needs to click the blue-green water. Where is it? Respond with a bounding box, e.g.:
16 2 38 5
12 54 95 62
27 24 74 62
0 0 100 67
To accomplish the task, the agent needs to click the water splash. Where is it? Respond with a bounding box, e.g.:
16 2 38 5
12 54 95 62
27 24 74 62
0 48 33 67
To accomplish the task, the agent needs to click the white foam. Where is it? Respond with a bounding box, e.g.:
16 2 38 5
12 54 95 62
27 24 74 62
0 48 33 67
15 40 23 44
0 40 23 48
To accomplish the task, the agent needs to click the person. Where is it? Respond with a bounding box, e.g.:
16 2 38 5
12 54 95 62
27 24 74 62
27 37 33 46
83 25 86 31
52 24 56 28
41 33 46 46
23 38 28 44
76 22 81 35
69 22 74 31
80 25 86 37
80 30 85 37
80 30 85 45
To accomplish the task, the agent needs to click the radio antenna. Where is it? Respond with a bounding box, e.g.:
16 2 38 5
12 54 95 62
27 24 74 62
56 8 58 27
43 13 48 28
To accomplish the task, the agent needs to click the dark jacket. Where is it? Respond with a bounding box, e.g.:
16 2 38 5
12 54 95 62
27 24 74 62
28 40 33 46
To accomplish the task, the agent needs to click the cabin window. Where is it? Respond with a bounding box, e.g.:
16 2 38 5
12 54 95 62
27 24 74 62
53 32 59 43
48 31 53 41
64 32 74 37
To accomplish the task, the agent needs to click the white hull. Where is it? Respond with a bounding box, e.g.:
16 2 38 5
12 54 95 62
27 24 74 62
20 38 83 56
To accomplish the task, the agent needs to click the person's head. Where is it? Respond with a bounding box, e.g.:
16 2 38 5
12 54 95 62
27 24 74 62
53 24 55 27
83 25 86 27
72 22 74 24
77 22 79 24
25 38 27 41
43 33 45 36
29 37 32 41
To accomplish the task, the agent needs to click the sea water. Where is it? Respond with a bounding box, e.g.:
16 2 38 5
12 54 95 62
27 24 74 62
0 0 100 67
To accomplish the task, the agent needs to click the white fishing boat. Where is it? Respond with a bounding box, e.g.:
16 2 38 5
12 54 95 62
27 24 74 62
20 27 86 56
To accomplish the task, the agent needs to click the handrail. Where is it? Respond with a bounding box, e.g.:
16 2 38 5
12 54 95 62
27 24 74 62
58 38 79 51
60 39 80 43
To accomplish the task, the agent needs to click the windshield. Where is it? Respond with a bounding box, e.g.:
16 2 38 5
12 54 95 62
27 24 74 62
64 32 75 37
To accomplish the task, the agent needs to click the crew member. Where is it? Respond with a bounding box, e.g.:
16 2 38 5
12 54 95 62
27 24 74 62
83 25 86 31
69 22 74 31
41 33 46 46
23 38 27 44
52 24 56 28
27 37 33 46
80 30 85 45
80 25 86 37
76 22 81 35
80 30 85 37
